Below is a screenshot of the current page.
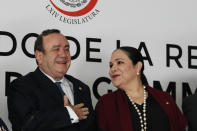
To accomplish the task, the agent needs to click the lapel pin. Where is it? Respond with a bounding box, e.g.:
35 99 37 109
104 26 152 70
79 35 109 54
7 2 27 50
166 101 169 105
79 87 82 91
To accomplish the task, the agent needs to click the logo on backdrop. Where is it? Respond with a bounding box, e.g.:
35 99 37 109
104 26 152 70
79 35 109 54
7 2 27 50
45 0 100 24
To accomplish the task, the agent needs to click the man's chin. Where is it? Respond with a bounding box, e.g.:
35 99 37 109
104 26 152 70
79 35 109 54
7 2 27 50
57 70 67 76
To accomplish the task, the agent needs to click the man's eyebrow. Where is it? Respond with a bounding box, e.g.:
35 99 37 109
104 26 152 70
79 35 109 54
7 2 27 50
52 45 60 48
64 44 69 48
51 44 69 48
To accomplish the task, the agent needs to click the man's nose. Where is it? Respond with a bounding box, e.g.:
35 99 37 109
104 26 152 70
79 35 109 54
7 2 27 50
59 49 69 57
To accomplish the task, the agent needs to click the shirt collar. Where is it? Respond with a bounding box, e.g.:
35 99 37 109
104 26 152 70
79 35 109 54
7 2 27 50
39 68 63 83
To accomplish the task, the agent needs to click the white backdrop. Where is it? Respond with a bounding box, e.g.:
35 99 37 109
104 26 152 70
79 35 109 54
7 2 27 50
1 0 197 130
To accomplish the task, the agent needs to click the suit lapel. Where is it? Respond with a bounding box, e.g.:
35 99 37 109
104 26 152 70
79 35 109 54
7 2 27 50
73 85 81 105
33 69 84 106
64 75 83 105
33 68 64 105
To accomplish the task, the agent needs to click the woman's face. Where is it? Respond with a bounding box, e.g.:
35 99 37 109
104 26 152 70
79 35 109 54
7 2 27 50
109 49 140 88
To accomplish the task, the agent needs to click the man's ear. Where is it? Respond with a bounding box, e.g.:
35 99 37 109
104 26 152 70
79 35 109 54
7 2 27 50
136 61 143 74
35 50 43 65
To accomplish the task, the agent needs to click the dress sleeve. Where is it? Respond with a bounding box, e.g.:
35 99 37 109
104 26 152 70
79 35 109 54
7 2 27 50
167 93 188 131
95 98 108 131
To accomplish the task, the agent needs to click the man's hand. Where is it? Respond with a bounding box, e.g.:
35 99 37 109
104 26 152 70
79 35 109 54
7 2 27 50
63 96 89 120
69 103 89 120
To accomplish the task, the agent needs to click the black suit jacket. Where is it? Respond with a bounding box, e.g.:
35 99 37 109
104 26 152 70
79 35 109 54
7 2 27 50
182 93 197 131
7 68 95 131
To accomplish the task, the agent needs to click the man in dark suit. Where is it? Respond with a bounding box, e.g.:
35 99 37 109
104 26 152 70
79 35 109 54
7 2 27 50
182 93 197 131
7 29 95 131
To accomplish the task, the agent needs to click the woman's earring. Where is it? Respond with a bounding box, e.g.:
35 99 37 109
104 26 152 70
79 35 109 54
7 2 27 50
137 72 140 75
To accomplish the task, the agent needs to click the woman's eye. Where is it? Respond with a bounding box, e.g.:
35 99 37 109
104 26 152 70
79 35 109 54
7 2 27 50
109 64 113 68
117 61 123 64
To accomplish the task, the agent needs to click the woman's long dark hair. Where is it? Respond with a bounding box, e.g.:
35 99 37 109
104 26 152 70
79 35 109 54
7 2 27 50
118 46 148 85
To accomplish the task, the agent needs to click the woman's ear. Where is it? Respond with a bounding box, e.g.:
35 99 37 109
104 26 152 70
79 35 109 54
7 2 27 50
136 61 143 74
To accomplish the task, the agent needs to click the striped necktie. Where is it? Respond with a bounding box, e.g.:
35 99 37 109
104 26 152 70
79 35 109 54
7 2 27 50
55 82 65 96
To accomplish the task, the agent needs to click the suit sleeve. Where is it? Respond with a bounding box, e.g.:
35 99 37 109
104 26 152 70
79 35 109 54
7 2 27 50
7 81 72 131
182 95 197 131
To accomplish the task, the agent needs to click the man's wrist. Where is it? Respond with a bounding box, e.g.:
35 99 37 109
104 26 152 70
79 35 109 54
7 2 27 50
65 106 79 123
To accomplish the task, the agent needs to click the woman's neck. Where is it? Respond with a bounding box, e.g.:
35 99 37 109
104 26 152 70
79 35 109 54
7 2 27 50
123 81 146 104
